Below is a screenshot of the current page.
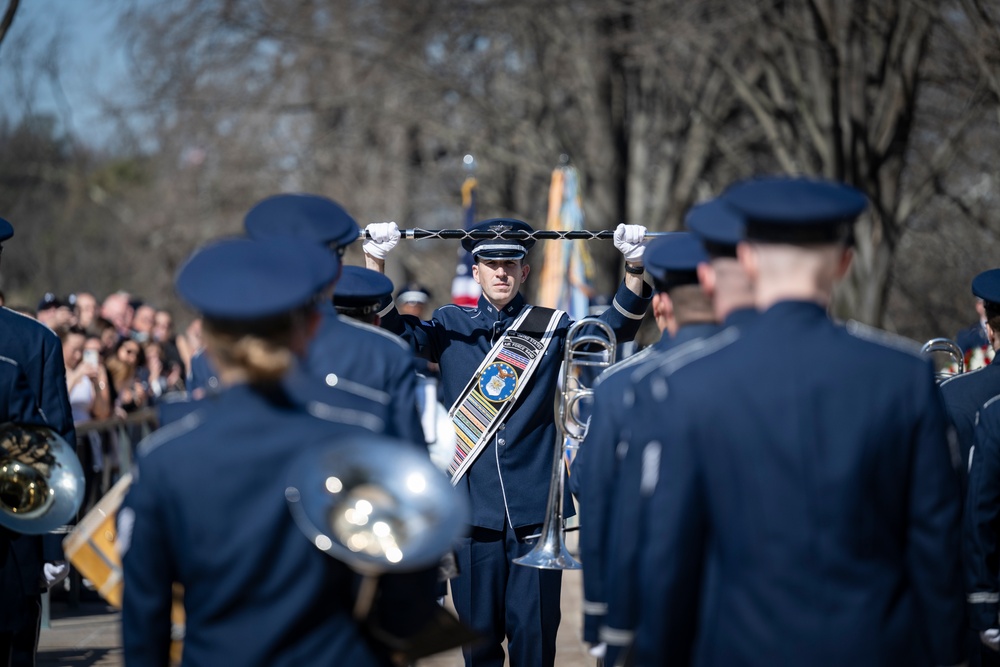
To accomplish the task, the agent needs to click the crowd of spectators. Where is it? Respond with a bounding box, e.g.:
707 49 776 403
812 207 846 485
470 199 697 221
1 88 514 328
0 287 199 418
2 287 202 511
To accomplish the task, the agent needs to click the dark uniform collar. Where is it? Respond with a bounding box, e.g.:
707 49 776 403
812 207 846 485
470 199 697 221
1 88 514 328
673 322 722 345
477 292 526 324
649 322 721 352
762 300 828 321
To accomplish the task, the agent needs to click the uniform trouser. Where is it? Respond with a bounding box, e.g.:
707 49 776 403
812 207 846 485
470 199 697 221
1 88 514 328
0 596 40 667
451 524 562 667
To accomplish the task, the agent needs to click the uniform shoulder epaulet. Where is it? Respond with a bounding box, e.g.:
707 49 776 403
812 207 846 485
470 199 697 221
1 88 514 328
437 303 478 315
325 377 390 405
306 401 385 433
137 410 205 458
594 346 656 389
844 320 922 356
982 391 1000 410
939 364 989 388
337 315 410 351
631 326 741 384
1 306 60 339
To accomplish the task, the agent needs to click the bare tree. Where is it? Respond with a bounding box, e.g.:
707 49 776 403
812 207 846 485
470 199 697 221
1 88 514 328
25 0 994 336
0 0 18 53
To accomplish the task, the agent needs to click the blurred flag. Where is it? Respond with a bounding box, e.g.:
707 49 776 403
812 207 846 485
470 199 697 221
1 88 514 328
451 170 482 307
537 164 595 320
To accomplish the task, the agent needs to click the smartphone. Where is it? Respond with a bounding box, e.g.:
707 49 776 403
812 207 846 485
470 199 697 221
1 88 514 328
83 349 99 367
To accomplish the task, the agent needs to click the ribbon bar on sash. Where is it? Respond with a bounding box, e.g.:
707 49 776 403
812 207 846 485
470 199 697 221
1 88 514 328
448 307 563 484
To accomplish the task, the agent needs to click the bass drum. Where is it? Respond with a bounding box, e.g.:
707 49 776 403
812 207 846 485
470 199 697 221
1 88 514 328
417 374 457 472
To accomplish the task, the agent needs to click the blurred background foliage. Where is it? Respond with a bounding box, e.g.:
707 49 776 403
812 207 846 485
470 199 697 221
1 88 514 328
1 0 999 344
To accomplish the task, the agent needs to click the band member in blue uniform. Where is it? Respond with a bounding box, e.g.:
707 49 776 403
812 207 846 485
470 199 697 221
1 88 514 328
244 193 424 445
573 232 717 663
942 269 1000 485
630 177 965 667
332 266 395 325
363 218 651 667
943 272 1000 666
0 216 75 667
0 358 53 667
583 199 758 662
958 298 991 354
962 274 1000 661
966 379 1000 655
118 237 438 667
0 219 75 445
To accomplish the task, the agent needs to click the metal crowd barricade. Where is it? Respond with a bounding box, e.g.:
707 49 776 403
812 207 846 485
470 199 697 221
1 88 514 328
75 407 158 501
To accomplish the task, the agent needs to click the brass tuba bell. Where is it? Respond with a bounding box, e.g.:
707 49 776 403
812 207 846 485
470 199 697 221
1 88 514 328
285 435 469 617
0 422 85 534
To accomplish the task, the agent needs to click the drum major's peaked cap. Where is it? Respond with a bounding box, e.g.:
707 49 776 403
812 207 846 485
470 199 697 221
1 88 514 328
244 193 360 249
722 176 868 244
643 232 707 291
685 198 746 257
175 237 339 319
461 218 535 260
972 269 1000 305
333 266 394 316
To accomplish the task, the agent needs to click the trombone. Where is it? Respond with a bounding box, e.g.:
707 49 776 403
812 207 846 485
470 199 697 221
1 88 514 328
920 337 965 382
514 317 617 571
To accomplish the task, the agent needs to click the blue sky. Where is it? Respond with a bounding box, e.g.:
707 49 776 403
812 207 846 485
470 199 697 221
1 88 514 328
0 0 130 148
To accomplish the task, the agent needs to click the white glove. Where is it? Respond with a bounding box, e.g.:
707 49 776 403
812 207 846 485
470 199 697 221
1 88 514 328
588 642 607 659
982 628 1000 651
363 222 400 260
42 561 70 589
614 223 647 263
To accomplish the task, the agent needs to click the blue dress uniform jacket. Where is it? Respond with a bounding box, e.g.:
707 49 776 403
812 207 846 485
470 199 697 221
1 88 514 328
308 303 424 445
573 323 720 648
941 362 1000 487
633 302 965 667
600 313 758 662
119 370 415 667
0 307 75 444
380 283 650 530
964 395 1000 631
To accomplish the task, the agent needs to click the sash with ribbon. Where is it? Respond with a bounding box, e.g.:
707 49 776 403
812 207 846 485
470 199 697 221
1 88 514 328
448 306 563 484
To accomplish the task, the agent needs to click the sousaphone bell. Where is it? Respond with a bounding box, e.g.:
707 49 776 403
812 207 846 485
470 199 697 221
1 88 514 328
0 422 85 534
285 435 476 661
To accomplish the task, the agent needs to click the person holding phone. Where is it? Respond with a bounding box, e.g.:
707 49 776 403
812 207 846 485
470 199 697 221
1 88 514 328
60 325 111 425
60 325 113 509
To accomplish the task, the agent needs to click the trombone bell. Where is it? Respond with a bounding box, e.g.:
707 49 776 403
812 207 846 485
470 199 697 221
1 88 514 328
0 423 85 534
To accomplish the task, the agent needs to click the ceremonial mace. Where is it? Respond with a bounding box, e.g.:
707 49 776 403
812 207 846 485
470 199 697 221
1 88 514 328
359 228 674 241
